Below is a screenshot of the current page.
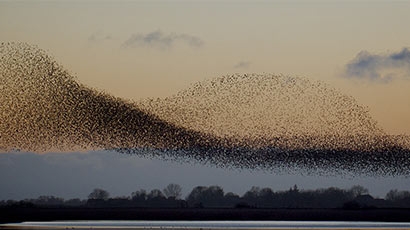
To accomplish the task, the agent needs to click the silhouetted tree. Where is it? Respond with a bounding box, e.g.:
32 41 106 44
186 185 225 207
349 185 369 198
281 185 302 208
131 189 147 201
206 185 225 206
314 187 352 208
4 184 410 209
386 189 410 208
243 186 262 207
186 186 207 207
386 189 410 201
243 186 261 199
291 184 299 193
163 183 182 199
260 187 274 198
6 200 17 206
386 189 399 201
88 188 110 200
34 196 64 206
224 192 240 200
243 186 280 208
148 189 165 200
220 192 240 208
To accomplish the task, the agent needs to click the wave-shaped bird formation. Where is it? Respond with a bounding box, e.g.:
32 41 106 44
1 42 410 175
0 42 217 152
140 74 385 149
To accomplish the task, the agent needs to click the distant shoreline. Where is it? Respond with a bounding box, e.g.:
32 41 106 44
2 220 410 230
2 207 410 224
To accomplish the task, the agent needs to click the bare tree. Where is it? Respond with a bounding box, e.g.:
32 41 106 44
88 188 110 200
163 183 182 199
386 189 410 201
349 185 369 198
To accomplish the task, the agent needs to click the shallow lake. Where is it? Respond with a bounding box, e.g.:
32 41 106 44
2 220 410 229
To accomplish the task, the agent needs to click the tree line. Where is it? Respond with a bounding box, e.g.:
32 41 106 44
2 184 410 209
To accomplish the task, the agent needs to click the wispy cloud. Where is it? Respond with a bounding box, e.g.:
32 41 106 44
122 30 204 49
234 61 251 69
342 48 410 83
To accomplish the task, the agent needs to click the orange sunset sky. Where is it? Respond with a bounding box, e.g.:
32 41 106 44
1 0 410 135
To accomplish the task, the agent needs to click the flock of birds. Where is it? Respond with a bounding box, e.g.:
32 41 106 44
1 42 410 175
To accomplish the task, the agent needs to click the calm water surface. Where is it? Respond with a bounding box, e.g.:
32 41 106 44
2 221 410 229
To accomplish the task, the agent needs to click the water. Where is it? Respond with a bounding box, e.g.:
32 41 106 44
2 221 410 229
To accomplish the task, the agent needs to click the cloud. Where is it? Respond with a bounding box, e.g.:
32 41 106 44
122 30 204 49
234 61 251 69
343 48 410 83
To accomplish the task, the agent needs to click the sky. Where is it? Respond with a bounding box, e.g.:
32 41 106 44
1 1 410 134
1 0 410 200
1 151 409 200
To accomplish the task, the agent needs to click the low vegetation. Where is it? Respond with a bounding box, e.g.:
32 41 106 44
2 184 410 209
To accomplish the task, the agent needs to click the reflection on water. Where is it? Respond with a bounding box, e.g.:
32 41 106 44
2 221 410 229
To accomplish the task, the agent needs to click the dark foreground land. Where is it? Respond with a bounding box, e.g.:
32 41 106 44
2 207 410 224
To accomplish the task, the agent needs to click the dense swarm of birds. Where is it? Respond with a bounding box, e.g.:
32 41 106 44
0 42 214 152
1 42 410 175
140 74 386 149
